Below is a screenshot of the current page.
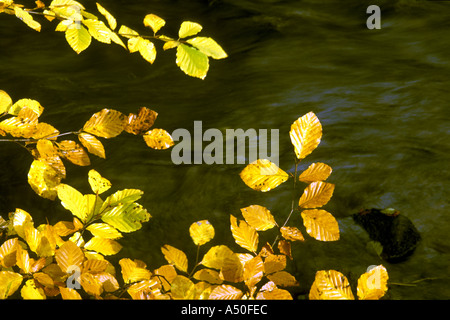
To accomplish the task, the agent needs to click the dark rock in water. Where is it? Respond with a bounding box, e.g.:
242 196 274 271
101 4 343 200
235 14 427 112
352 208 421 263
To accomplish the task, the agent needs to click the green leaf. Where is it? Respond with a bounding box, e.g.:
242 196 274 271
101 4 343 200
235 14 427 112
176 44 209 79
186 37 227 59
101 202 151 233
65 24 92 54
178 21 202 38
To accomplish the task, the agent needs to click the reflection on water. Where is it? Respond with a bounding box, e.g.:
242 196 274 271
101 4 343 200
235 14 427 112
1 0 449 299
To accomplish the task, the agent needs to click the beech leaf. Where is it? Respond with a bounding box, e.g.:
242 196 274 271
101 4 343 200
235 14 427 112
240 205 277 231
309 270 354 300
230 215 258 253
290 111 322 160
298 181 335 208
301 209 340 241
161 245 188 273
240 159 289 192
189 220 215 246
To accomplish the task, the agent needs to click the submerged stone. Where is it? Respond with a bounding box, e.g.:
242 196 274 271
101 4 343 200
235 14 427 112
353 208 421 263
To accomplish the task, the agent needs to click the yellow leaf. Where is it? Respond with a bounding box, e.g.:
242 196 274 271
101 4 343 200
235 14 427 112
0 271 23 299
171 275 195 299
119 258 151 284
299 162 332 183
137 38 157 64
267 271 299 287
163 40 180 51
193 269 222 285
83 19 111 44
14 6 41 31
78 132 106 158
96 2 116 30
230 215 258 253
83 108 126 138
55 241 85 273
125 107 157 135
243 256 264 289
0 108 39 138
357 265 389 300
280 226 305 242
31 122 60 140
240 159 289 192
143 13 165 34
0 238 18 268
277 240 292 260
28 159 61 200
83 259 109 273
59 286 82 299
8 98 43 116
176 44 209 79
53 220 80 237
65 24 91 54
178 21 202 38
84 237 122 256
256 287 293 300
240 205 277 231
80 272 103 296
109 31 126 49
301 209 340 241
220 253 244 283
161 244 188 273
86 223 122 240
21 279 46 299
11 208 34 239
57 140 91 166
49 0 85 10
309 270 355 300
290 111 322 160
153 264 177 291
298 181 335 208
36 139 66 178
201 245 235 270
143 128 174 149
118 24 139 38
0 90 12 114
189 220 215 246
126 279 160 299
209 284 243 300
88 169 111 194
263 255 286 275
57 183 86 222
186 37 227 59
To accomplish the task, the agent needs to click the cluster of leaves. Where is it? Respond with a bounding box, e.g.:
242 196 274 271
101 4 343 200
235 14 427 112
0 0 227 79
0 89 174 200
0 170 152 299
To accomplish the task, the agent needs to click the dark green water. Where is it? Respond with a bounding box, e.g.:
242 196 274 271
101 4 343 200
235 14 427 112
1 0 449 299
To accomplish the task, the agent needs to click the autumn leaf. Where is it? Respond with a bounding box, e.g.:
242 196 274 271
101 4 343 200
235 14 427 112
57 183 86 222
193 269 222 285
309 270 354 300
125 107 158 135
299 162 332 183
301 209 340 241
59 286 82 300
298 181 335 208
0 90 12 114
101 202 151 233
243 256 264 289
357 265 389 300
84 236 122 256
240 205 277 231
280 226 305 242
209 284 243 300
78 132 106 158
143 128 174 149
189 220 215 246
96 2 116 30
230 215 259 254
240 159 289 192
86 223 122 240
36 139 66 179
267 271 299 288
263 255 286 275
186 37 228 59
277 240 292 260
55 241 85 274
83 108 126 138
88 169 111 194
21 279 45 299
119 258 151 284
28 159 62 200
178 21 202 38
0 238 18 268
290 112 322 160
65 24 91 54
143 14 165 34
57 140 91 166
0 271 23 299
161 245 188 273
201 245 235 270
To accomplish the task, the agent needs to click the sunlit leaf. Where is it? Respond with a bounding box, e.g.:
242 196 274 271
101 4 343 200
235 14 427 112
277 240 292 260
128 37 156 64
264 254 286 275
49 0 85 10
267 271 299 287
0 271 23 299
256 285 293 300
83 259 109 273
78 132 105 158
14 6 41 31
36 139 66 178
143 14 165 34
109 31 126 49
280 226 305 242
171 275 195 299
57 183 86 222
59 286 82 299
243 256 264 289
209 284 243 300
102 189 143 208
176 44 209 79
125 107 158 135
96 2 116 30
53 220 80 237
153 264 177 291
163 40 179 51
55 241 85 273
143 128 174 149
0 110 38 138
84 237 122 256
86 223 122 240
189 220 215 246
240 159 289 192
8 98 43 117
290 111 322 160
31 122 60 140
28 159 61 200
118 24 139 38
83 19 111 44
11 208 34 239
101 202 151 233
126 279 160 300
83 108 126 138
161 244 188 273
230 215 258 253
201 245 234 270
88 169 111 194
193 269 222 285
357 265 389 300
240 205 277 231
94 272 119 292
119 258 151 284
0 238 18 268
0 90 12 114
301 209 340 241
80 272 103 296
299 162 332 183
298 181 335 208
220 253 244 283
309 270 355 300
21 279 45 299
65 24 91 54
57 140 91 166
179 21 202 38
186 37 227 59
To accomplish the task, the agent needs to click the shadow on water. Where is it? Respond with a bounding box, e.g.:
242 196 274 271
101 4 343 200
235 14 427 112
1 0 449 299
